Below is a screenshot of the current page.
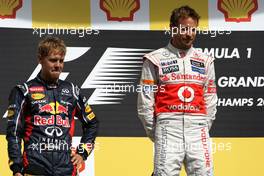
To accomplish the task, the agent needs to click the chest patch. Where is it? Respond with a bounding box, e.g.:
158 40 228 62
191 66 205 74
190 60 205 68
162 65 179 74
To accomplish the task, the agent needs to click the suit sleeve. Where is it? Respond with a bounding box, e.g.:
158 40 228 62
204 57 218 129
6 86 26 175
73 85 98 160
137 58 158 142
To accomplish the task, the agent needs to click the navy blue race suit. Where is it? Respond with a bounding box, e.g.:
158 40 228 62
6 74 98 176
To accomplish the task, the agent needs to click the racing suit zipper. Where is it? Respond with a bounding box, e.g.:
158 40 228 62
52 88 57 175
182 57 186 145
183 59 186 111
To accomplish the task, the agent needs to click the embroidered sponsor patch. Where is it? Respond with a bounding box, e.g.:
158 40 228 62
85 105 92 113
162 51 170 57
142 79 155 85
191 66 205 74
162 65 179 74
61 88 71 96
31 93 45 100
29 86 44 92
207 87 217 93
87 112 95 120
31 99 47 105
190 56 205 62
190 60 205 68
160 75 170 82
208 79 216 86
7 109 15 118
160 59 177 67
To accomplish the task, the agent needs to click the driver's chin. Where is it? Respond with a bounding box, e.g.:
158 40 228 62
180 44 191 50
50 72 60 81
182 41 193 49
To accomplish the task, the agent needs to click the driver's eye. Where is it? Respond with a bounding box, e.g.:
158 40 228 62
50 59 57 63
181 27 187 33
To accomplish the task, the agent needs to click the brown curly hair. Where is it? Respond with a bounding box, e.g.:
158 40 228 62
170 6 200 27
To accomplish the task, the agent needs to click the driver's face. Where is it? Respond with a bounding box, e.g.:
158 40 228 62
39 50 64 82
171 17 198 50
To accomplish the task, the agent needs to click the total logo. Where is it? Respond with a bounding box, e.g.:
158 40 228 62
178 86 195 103
39 102 68 115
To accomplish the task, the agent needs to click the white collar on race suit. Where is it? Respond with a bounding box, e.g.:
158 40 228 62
167 41 194 58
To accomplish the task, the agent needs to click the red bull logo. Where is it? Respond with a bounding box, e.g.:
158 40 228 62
39 102 68 115
57 104 68 115
39 104 53 113
34 115 70 128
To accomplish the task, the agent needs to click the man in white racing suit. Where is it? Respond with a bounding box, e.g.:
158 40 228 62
137 6 217 176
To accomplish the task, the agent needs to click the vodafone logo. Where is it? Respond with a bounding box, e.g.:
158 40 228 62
178 86 194 103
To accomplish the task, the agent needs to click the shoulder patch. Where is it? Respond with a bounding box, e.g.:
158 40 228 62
86 112 95 121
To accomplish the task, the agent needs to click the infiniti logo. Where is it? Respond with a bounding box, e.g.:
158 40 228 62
45 126 63 137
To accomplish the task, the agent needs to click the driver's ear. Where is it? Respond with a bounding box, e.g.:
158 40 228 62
38 55 42 64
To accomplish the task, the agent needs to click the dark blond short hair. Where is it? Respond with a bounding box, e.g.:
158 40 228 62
38 36 66 59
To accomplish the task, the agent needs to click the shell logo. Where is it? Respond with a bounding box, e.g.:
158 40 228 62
31 93 45 100
100 0 140 21
218 0 258 22
0 0 22 19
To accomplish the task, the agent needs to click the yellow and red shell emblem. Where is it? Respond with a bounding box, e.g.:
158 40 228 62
0 0 23 19
218 0 258 22
100 0 140 21
31 93 45 100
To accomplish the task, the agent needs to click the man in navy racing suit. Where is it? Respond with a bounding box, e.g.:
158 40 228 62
6 36 98 176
